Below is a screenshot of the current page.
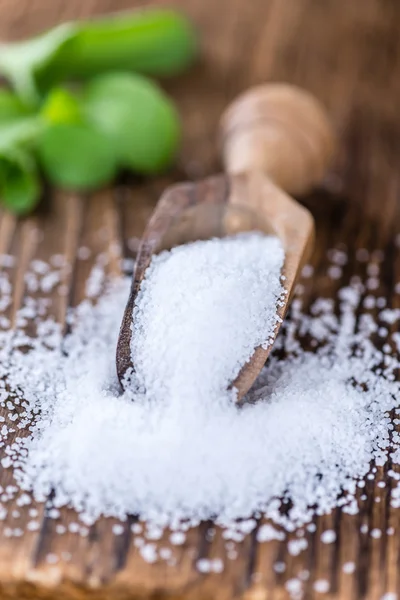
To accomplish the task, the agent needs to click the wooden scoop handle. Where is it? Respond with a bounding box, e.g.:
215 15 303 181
220 83 335 196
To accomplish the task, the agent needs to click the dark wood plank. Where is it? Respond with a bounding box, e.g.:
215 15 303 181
0 0 399 598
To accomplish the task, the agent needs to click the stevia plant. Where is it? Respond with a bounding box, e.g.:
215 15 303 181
0 8 197 215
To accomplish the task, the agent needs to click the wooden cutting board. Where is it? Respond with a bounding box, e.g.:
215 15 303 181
0 0 399 598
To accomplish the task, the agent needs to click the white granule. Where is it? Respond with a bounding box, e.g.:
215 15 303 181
129 234 285 406
112 524 124 536
314 579 330 593
288 538 308 556
285 578 303 600
343 561 356 574
273 562 286 573
257 524 285 543
370 528 382 539
170 532 186 545
320 530 336 544
140 543 157 563
0 237 400 548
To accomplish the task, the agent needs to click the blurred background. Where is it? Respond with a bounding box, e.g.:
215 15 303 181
1 0 399 216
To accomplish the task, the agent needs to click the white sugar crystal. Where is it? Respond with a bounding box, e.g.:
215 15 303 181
130 234 284 408
170 532 186 546
327 265 342 280
288 538 308 556
257 524 285 543
387 527 395 535
314 579 330 593
56 524 66 535
342 561 356 574
131 523 142 534
285 578 303 600
273 561 286 573
77 247 91 260
301 265 314 278
320 530 336 544
159 547 172 560
370 528 382 539
196 558 211 573
140 543 157 563
0 237 399 543
112 524 124 536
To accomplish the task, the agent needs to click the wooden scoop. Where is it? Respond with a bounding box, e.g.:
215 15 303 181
116 83 335 402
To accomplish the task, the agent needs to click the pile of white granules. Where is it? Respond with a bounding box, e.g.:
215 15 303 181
1 231 400 576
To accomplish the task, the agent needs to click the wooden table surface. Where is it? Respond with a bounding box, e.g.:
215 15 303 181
0 0 400 598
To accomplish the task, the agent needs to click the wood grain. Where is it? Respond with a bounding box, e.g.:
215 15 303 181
0 0 400 598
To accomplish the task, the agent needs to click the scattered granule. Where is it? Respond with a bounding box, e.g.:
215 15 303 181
140 543 157 563
131 523 142 534
257 524 285 543
288 538 308 556
301 265 314 278
285 578 303 600
77 247 91 261
170 532 186 545
320 530 336 544
196 558 223 574
370 528 382 539
342 561 356 574
146 526 163 540
327 265 342 279
0 237 400 564
314 579 330 593
55 525 66 535
50 254 66 269
273 561 286 573
159 547 172 560
112 524 124 536
40 272 61 293
0 255 15 268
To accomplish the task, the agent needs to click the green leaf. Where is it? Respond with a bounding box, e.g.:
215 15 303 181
0 10 196 104
0 116 44 151
82 72 180 174
44 9 197 81
0 89 31 123
0 150 41 215
40 87 81 125
37 122 117 191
